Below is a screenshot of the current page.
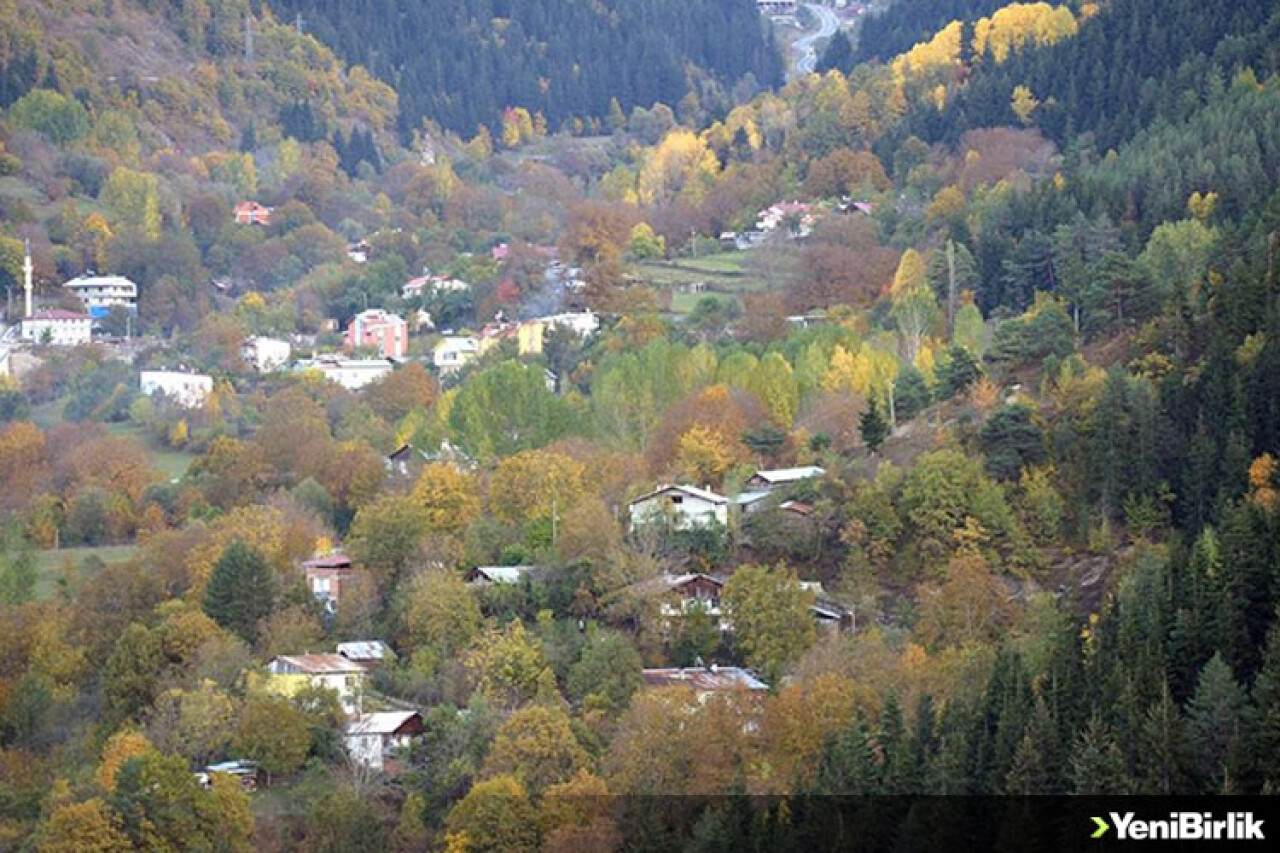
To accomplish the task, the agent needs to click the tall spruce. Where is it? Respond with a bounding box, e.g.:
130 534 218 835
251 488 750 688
203 539 276 644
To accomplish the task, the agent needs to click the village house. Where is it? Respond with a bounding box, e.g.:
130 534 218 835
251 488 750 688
241 336 292 372
478 310 600 357
617 571 851 633
337 640 396 670
303 552 356 612
432 335 479 374
234 201 272 225
755 201 817 238
617 572 727 621
263 654 366 714
344 711 424 773
628 484 730 531
344 309 408 358
139 370 213 408
346 240 371 264
21 310 93 346
62 273 138 319
295 356 394 390
401 273 471 300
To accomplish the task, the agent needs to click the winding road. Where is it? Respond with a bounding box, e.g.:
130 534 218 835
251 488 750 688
792 3 840 76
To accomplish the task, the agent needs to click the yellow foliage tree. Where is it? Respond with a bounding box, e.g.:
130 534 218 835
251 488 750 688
487 450 586 528
412 462 481 537
673 425 737 487
973 3 1077 63
637 129 720 206
1011 85 1040 124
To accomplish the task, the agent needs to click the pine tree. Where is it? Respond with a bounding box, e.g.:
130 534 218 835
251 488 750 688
1138 680 1191 794
815 718 879 794
203 539 275 644
1069 714 1131 794
859 397 889 454
1253 615 1280 791
1187 653 1254 793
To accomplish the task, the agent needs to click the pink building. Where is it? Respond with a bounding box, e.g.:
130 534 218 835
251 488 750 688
344 309 408 358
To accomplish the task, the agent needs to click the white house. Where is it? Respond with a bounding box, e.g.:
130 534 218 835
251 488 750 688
21 310 93 346
295 356 394 390
139 370 213 408
433 336 479 373
344 711 424 772
538 310 600 338
241 336 292 372
628 484 730 531
62 273 138 319
264 654 367 714
402 274 471 300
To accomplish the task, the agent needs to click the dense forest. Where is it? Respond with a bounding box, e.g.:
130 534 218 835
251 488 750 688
264 0 784 138
853 0 1008 62
2 0 1280 850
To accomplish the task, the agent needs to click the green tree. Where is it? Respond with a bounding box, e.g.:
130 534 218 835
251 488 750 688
202 540 275 644
1187 653 1254 793
102 623 164 729
0 533 37 606
859 397 890 454
234 693 311 784
565 629 643 716
347 494 428 586
1138 680 1192 794
10 88 90 144
978 403 1047 481
1069 714 1131 794
449 361 580 462
722 564 816 686
399 569 483 657
1252 616 1280 790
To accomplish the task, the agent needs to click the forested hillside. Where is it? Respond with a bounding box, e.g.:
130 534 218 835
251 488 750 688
3 0 1280 849
265 0 783 138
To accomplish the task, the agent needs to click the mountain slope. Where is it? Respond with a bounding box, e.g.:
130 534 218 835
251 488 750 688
265 0 783 138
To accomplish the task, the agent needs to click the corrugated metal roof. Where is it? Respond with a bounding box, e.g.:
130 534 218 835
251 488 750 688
751 466 825 484
346 711 420 736
337 641 395 661
641 667 768 692
270 654 365 674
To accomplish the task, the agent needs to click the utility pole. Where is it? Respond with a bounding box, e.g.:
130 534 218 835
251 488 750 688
295 13 304 34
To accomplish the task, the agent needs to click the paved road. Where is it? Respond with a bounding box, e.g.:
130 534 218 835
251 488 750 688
792 3 840 76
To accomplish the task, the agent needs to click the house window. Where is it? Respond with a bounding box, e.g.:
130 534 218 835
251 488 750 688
670 495 684 505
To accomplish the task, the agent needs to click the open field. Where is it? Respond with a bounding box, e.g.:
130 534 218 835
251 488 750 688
33 544 138 599
106 422 196 480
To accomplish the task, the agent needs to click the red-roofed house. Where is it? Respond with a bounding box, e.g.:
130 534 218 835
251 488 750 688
234 201 272 225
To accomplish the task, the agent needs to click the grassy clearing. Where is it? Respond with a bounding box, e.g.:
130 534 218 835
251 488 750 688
106 422 196 480
34 544 138 599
